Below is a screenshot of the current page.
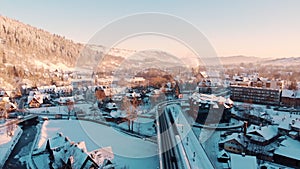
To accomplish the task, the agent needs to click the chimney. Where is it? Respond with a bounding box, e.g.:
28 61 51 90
243 121 248 135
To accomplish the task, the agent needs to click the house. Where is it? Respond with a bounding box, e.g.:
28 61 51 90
27 94 44 108
0 89 9 97
5 102 17 112
55 97 75 105
217 149 230 162
281 89 300 108
278 118 300 138
55 85 73 95
289 131 298 139
291 119 300 132
31 133 114 169
230 153 257 169
278 120 292 135
104 102 118 113
246 125 279 146
37 85 56 94
219 133 249 154
129 77 145 85
273 137 300 168
189 93 233 124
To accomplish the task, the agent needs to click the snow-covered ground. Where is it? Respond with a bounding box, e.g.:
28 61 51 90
37 120 158 169
0 125 22 168
117 117 156 136
28 103 93 115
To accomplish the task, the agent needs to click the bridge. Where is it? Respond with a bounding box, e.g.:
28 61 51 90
0 114 39 129
156 100 214 169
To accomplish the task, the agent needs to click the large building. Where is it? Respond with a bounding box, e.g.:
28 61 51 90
189 93 233 124
281 89 300 108
230 85 281 105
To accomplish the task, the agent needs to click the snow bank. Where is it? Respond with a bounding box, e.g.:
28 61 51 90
0 125 23 168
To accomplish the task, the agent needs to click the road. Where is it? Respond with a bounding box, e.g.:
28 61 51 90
159 107 178 168
3 124 37 169
156 100 188 169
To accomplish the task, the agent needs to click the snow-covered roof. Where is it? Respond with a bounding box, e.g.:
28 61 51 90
52 142 92 169
74 95 85 101
29 90 42 96
281 89 295 98
278 121 292 131
0 90 6 96
37 85 56 92
291 120 300 129
230 153 257 169
218 149 230 159
89 146 114 166
275 137 300 160
55 97 75 104
110 110 125 118
288 131 298 136
247 125 278 141
296 90 300 99
46 132 70 150
281 89 300 98
0 96 10 102
35 132 99 169
191 92 233 108
225 98 234 105
219 133 249 147
5 102 17 109
106 102 117 110
4 91 12 97
55 85 73 93
27 94 46 104
191 93 227 103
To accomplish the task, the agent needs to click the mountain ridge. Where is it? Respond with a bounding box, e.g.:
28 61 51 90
0 15 299 89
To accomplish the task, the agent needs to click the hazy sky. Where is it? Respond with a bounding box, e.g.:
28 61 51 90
0 0 300 58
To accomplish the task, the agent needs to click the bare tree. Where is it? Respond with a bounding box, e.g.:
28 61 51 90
122 97 137 132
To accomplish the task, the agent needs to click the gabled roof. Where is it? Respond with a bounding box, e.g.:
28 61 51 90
219 133 249 147
247 125 278 141
89 146 114 166
282 89 300 98
218 149 230 159
52 142 93 169
45 132 70 150
275 137 300 160
37 133 99 169
278 121 292 131
291 120 300 129
27 95 44 104
54 96 75 104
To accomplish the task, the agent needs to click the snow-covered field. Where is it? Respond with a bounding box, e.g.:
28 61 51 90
117 117 156 136
38 120 158 169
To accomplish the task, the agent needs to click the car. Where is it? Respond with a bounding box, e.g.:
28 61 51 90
112 95 123 102
41 116 49 121
17 115 24 119
8 112 25 119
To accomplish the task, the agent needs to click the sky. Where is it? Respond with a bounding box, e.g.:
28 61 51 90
0 0 300 58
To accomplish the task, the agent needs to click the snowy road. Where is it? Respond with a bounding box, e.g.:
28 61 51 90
158 107 183 169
